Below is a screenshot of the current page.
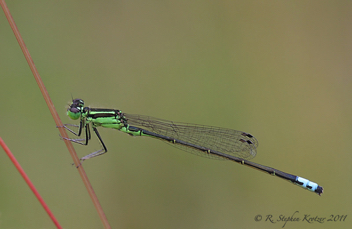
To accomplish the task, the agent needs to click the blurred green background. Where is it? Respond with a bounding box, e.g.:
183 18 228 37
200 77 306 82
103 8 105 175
1 1 351 228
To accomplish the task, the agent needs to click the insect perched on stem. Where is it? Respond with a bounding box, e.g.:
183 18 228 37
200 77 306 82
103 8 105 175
62 98 323 195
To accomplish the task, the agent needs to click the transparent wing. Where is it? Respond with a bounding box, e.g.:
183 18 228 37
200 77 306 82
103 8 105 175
124 114 258 160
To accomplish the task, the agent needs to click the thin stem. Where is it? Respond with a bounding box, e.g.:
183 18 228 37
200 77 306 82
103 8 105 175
0 138 63 229
0 1 111 228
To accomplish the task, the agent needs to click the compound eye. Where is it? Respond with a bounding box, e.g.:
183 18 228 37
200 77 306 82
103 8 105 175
70 107 80 113
67 106 82 120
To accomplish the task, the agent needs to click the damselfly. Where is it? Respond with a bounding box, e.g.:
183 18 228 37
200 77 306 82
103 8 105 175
62 99 323 195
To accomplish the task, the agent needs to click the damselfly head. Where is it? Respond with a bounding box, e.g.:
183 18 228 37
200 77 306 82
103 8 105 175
67 99 85 120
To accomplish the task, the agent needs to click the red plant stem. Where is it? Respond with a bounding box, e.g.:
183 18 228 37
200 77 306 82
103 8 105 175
0 1 111 228
0 138 62 229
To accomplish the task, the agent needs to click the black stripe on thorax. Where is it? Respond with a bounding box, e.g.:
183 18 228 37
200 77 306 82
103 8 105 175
86 108 122 119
